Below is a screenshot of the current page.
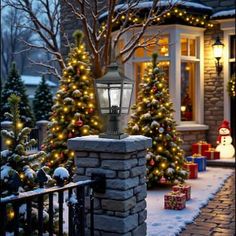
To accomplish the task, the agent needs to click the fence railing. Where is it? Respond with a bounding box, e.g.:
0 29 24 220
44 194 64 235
0 173 106 236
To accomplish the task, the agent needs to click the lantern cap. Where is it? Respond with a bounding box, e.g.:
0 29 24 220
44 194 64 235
96 62 134 84
212 36 224 47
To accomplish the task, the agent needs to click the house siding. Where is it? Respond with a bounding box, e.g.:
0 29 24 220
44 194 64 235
204 24 224 145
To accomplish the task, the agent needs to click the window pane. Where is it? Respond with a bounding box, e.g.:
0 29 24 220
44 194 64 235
189 39 196 56
181 62 195 121
157 36 169 56
230 35 236 59
109 88 121 107
181 38 188 56
97 88 109 109
146 38 158 57
135 61 169 99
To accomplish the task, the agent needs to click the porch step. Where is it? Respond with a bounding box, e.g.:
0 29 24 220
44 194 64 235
207 158 235 168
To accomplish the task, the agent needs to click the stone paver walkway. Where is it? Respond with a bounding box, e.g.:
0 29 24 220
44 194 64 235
179 170 235 236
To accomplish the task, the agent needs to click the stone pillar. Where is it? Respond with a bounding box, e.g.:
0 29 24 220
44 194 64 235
36 120 49 149
1 121 12 150
68 135 152 236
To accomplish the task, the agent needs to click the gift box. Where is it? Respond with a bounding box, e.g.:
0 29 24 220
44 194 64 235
183 162 198 179
164 191 186 210
192 141 211 156
172 184 191 200
186 154 206 172
205 148 220 160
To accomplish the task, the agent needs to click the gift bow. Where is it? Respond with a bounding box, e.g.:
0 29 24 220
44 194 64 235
198 141 207 144
192 153 201 157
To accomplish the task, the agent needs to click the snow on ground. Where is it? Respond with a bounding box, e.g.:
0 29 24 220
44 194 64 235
147 167 234 236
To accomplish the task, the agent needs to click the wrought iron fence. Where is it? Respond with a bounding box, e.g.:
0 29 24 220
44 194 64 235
0 173 106 236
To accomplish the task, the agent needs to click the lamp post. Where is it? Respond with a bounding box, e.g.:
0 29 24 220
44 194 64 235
95 62 134 139
212 36 224 76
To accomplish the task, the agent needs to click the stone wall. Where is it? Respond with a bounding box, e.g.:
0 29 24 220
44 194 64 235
204 24 224 145
179 130 207 155
68 135 152 236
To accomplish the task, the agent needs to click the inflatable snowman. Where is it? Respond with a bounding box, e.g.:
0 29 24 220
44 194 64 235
216 120 235 159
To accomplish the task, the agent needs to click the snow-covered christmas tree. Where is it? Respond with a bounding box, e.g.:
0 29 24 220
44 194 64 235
43 31 101 172
1 63 34 127
127 54 187 188
0 94 46 197
33 76 53 121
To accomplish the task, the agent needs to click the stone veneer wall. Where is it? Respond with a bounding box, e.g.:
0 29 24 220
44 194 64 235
178 130 207 155
204 24 224 145
68 135 152 236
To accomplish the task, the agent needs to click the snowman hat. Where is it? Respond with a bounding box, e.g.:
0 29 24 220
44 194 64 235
218 120 231 132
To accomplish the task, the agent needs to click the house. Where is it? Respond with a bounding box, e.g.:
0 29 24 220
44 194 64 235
61 0 235 154
21 75 58 105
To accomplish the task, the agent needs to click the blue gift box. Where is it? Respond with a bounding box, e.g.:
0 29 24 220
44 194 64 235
186 156 206 172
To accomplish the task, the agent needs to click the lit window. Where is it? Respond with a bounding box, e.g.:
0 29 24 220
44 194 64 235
135 61 170 98
181 38 196 57
134 36 169 58
181 62 195 121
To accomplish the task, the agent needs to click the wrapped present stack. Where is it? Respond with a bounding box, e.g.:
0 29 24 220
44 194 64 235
164 191 186 210
172 184 191 200
186 153 207 172
205 148 220 160
183 162 198 179
192 141 211 156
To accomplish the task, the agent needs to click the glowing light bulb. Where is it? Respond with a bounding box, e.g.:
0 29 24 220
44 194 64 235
161 163 166 168
9 210 15 219
5 139 11 145
17 122 23 129
63 107 68 112
59 134 63 139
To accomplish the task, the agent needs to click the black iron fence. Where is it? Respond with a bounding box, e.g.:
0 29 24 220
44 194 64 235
0 173 106 236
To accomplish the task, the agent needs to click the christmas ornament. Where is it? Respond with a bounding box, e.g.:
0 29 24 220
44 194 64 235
150 159 155 166
153 85 158 92
159 127 164 133
68 132 73 138
75 118 83 127
160 176 166 184
60 152 64 158
88 108 94 114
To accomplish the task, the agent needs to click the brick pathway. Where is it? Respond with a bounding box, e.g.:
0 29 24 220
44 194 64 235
180 170 235 236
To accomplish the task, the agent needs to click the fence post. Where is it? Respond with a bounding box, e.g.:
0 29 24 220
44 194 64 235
36 120 49 149
1 121 12 150
68 135 152 236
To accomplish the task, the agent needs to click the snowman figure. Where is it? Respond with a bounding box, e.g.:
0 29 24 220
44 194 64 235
216 120 235 159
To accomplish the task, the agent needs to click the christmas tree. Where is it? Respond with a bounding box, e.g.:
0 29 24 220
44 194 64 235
43 31 101 172
33 76 53 121
0 94 46 197
127 54 187 188
1 63 34 127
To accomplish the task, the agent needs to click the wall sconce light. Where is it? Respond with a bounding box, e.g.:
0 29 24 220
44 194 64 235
212 36 224 76
95 62 134 139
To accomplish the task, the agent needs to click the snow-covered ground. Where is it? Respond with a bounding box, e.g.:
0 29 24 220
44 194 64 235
147 167 234 236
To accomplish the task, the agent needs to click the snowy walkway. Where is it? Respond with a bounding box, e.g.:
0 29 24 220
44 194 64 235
146 167 234 236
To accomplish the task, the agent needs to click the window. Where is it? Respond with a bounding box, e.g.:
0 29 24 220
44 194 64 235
134 36 169 58
181 62 195 121
180 36 199 122
134 61 170 97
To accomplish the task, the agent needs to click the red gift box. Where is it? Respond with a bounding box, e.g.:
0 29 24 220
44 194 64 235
192 141 211 156
172 184 191 200
164 191 186 210
205 148 220 160
183 162 198 179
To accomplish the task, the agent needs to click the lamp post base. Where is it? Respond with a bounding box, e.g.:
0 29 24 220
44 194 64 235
99 132 128 139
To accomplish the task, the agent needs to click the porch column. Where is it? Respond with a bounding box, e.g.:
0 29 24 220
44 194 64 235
68 135 152 236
